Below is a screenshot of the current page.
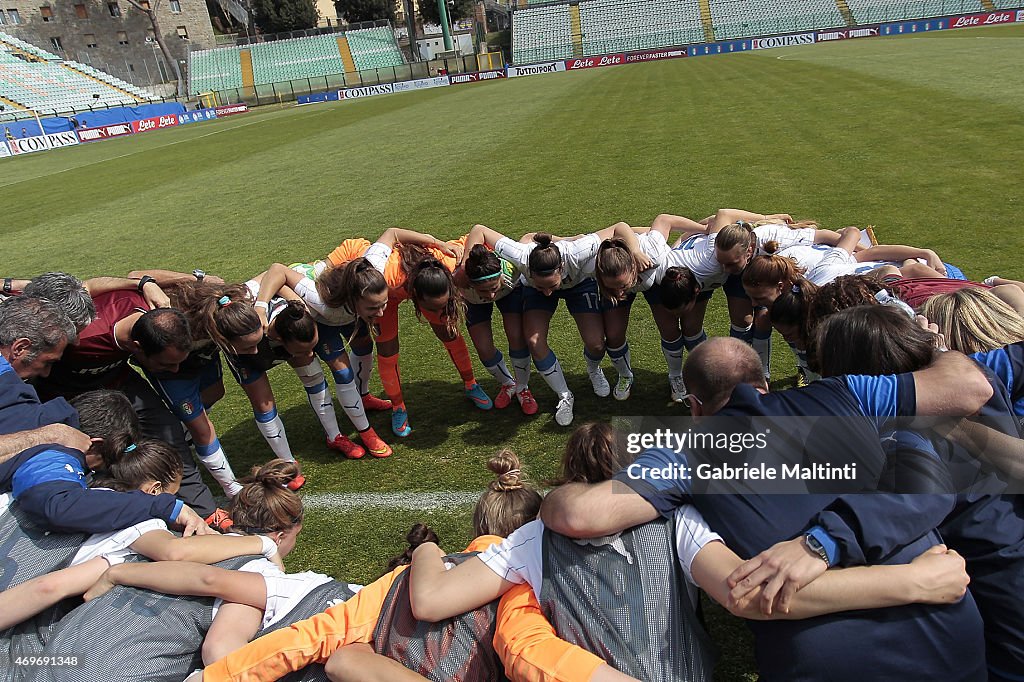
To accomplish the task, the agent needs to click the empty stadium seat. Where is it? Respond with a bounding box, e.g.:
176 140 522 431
0 32 153 115
189 46 244 93
708 0 844 40
250 35 346 83
346 26 405 71
579 0 704 56
844 0 984 24
512 4 574 64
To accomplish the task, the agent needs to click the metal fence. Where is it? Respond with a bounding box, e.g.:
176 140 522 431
204 53 506 107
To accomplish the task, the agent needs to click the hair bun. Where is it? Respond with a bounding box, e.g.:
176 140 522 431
532 233 553 248
251 459 300 489
488 449 524 491
406 522 439 548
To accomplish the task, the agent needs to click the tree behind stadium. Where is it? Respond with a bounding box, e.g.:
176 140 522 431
253 0 319 33
418 0 473 28
333 0 395 22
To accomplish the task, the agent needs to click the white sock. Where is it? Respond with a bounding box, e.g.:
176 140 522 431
753 334 771 378
661 335 685 379
509 348 532 393
255 409 294 462
195 438 242 497
483 350 516 387
294 359 342 440
607 342 633 380
333 368 369 432
584 348 604 375
536 351 570 396
349 349 374 397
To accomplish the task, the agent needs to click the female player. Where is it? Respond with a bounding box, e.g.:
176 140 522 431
198 276 389 462
408 423 980 681
262 227 492 439
185 452 633 682
0 439 282 634
454 244 538 415
462 222 644 426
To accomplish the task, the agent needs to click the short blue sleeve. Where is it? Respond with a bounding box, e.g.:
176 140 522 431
612 447 691 518
11 450 86 499
844 373 917 426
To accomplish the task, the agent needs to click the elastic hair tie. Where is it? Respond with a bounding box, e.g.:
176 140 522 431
470 271 502 282
218 296 232 307
792 283 801 294
504 468 521 478
124 443 137 453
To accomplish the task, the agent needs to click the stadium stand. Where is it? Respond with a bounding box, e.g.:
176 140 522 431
579 0 705 56
189 46 245 93
250 36 347 84
708 0 845 39
346 26 405 70
844 0 985 23
993 0 1018 7
187 26 403 94
512 3 575 65
0 32 153 116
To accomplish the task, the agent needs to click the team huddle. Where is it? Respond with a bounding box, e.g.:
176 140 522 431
1 206 1023 681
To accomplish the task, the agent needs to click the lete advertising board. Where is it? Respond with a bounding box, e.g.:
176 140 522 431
949 11 1016 29
624 48 687 63
340 83 395 99
449 70 507 84
214 104 249 116
177 108 218 125
816 25 880 41
77 123 133 142
565 54 625 70
392 75 451 92
750 33 815 50
8 131 80 155
131 115 180 134
507 61 567 78
1018 10 1024 22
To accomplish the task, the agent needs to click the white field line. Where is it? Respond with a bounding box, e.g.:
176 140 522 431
300 490 483 511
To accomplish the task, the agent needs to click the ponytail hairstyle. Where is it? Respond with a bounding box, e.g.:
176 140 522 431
382 522 441 575
230 459 304 535
769 278 819 350
92 438 183 493
595 238 638 301
804 275 884 373
70 389 141 471
464 244 502 284
396 243 463 337
271 300 317 347
718 220 779 256
659 266 702 311
472 450 543 538
742 254 807 292
527 234 562 278
335 257 389 338
173 281 260 350
919 288 1024 354
552 422 632 486
314 264 348 308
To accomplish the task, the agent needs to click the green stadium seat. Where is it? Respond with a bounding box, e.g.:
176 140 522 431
844 0 984 24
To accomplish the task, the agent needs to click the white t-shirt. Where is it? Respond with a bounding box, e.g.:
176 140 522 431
632 231 672 293
477 507 721 601
211 557 355 629
289 243 389 327
805 248 860 285
753 224 817 255
654 233 726 290
494 234 601 290
72 518 171 567
776 243 835 272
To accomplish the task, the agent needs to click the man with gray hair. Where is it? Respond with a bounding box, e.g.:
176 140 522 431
22 272 98 332
0 296 90 461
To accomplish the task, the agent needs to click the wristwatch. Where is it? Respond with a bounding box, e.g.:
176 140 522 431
2 278 11 295
805 533 831 567
136 275 156 293
192 269 206 282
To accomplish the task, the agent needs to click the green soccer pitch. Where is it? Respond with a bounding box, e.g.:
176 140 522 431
2 22 1022 680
